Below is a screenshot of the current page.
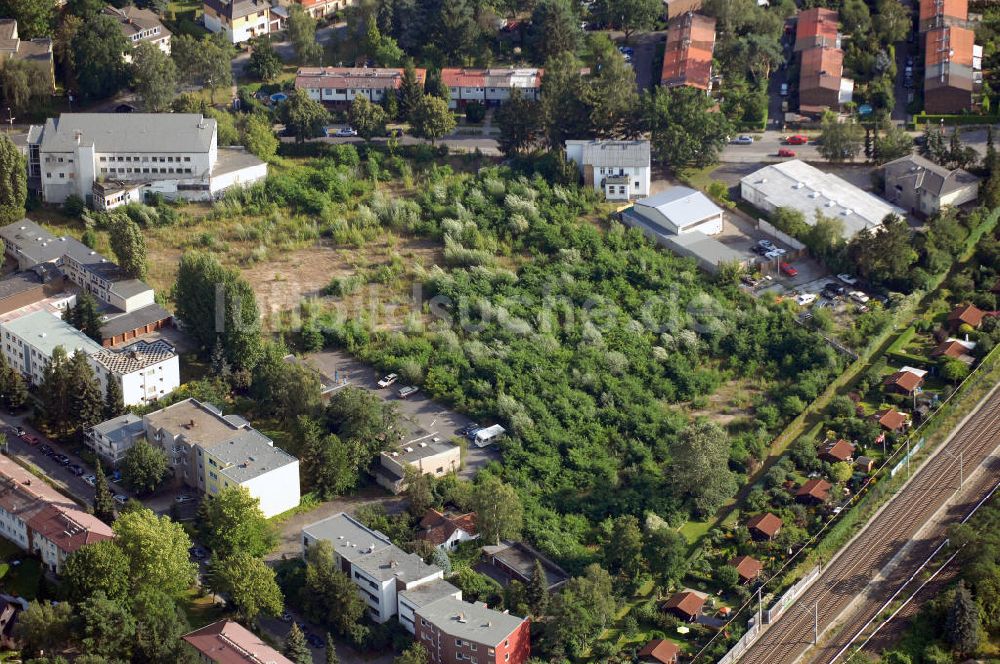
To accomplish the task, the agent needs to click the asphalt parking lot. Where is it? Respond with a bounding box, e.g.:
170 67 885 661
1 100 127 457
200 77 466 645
305 350 500 478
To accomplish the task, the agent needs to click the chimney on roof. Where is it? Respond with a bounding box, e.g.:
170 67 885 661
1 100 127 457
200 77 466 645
74 131 81 145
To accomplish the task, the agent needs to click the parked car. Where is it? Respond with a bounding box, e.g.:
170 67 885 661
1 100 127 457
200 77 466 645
751 245 769 256
457 423 480 436
822 282 846 296
398 385 419 399
849 290 870 304
39 444 52 455
113 494 127 506
777 148 796 158
377 373 399 388
796 293 817 306
785 134 809 145
175 494 194 503
68 465 85 476
780 262 798 277
757 239 776 249
281 611 293 623
764 249 784 260
732 135 754 145
15 427 25 437
780 82 788 96
110 470 122 483
83 474 96 487
20 433 39 445
837 273 859 285
334 127 358 137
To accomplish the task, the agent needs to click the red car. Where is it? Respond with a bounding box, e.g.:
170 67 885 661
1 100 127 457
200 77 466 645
20 433 39 445
785 135 809 145
777 148 796 158
780 262 798 277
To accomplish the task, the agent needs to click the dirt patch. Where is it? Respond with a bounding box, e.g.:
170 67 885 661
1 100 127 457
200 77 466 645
245 235 444 328
684 378 763 426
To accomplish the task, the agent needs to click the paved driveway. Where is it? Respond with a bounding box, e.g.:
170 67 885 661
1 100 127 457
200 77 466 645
305 350 500 478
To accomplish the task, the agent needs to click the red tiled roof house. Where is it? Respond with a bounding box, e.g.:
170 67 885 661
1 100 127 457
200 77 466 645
295 67 427 105
418 509 479 552
639 638 680 663
874 408 909 432
796 478 832 505
729 555 764 584
947 304 986 331
747 513 783 540
183 619 294 663
661 13 716 91
819 438 855 464
663 590 706 622
884 367 926 396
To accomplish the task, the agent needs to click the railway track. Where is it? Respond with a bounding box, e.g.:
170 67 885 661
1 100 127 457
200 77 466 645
735 383 1000 664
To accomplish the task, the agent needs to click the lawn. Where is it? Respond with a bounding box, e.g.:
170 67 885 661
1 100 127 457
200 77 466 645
180 587 227 629
0 557 43 600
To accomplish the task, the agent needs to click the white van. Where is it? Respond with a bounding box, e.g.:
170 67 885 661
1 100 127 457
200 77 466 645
474 424 506 447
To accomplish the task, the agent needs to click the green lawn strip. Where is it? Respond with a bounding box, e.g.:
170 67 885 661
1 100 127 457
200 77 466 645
180 587 227 629
267 492 322 526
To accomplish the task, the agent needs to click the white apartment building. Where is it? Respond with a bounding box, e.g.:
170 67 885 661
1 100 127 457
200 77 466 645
91 339 180 407
441 68 544 109
564 140 652 201
0 455 113 573
0 310 180 406
295 67 426 104
140 399 300 517
375 439 461 495
302 513 445 625
102 6 172 61
26 113 267 205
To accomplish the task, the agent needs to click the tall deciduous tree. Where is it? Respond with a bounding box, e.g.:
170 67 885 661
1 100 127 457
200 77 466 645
121 439 168 495
212 553 284 624
15 599 75 658
644 86 731 169
586 41 638 138
72 15 129 98
539 51 590 147
394 643 430 664
62 539 130 602
280 89 330 143
592 0 661 38
541 564 616 658
0 58 52 116
113 508 198 597
409 95 455 144
669 421 737 517
173 250 264 371
172 34 235 103
131 40 178 112
0 133 26 224
247 36 283 82
131 588 196 664
496 89 541 155
0 0 54 38
198 486 276 560
240 113 279 161
601 515 646 585
348 95 388 140
69 350 104 439
472 475 523 546
817 111 865 162
287 4 323 64
643 525 688 587
78 590 137 659
299 417 357 499
108 212 148 279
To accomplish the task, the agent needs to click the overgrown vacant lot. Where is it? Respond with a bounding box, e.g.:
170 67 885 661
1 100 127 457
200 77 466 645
42 145 844 571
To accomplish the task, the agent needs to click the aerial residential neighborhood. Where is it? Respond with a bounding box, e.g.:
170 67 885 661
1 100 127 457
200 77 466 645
0 0 996 663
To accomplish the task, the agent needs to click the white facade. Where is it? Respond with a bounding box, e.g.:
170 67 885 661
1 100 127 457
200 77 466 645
28 114 266 205
91 340 181 407
442 68 543 109
0 310 102 386
234 459 301 518
295 67 422 105
565 140 651 201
